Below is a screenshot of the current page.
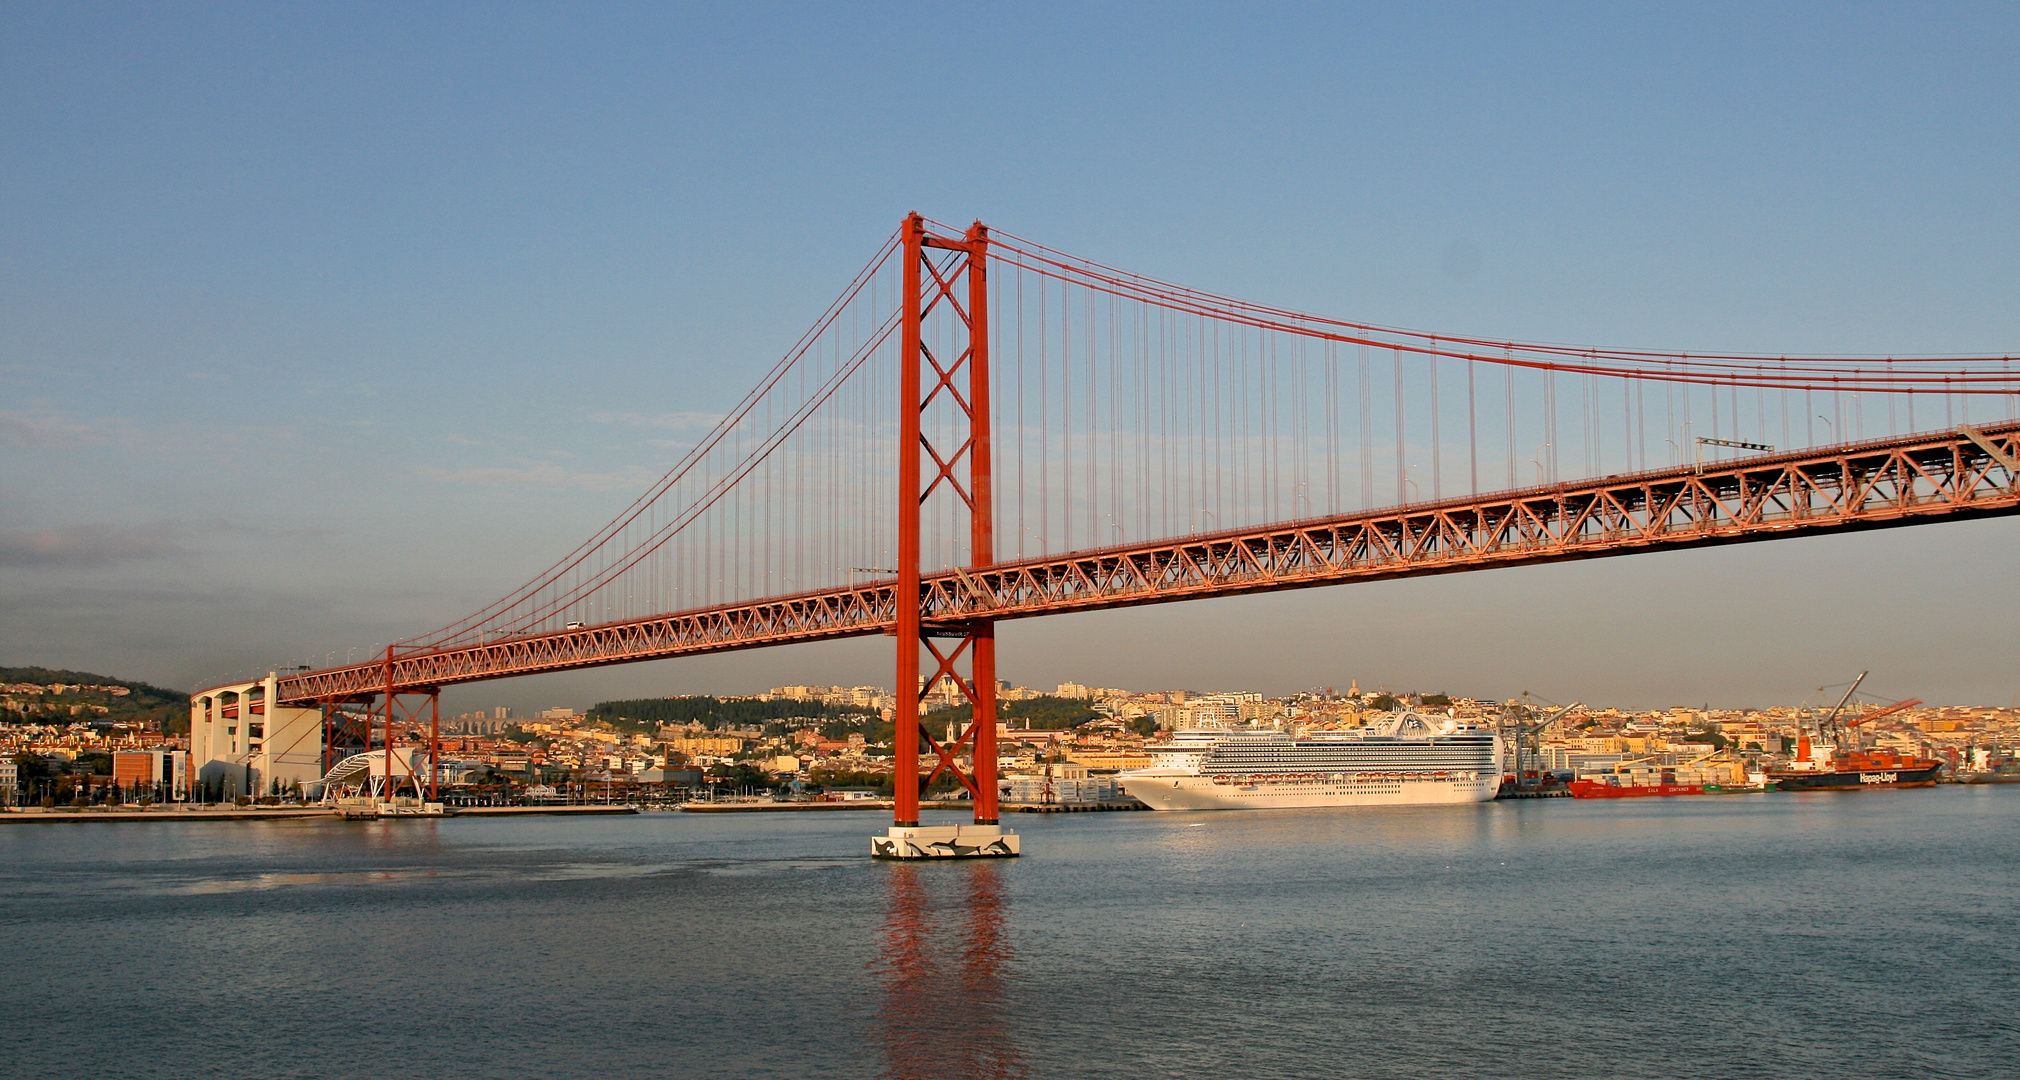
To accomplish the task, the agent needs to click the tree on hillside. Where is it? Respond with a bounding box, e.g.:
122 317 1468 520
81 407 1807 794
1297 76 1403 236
926 695 1098 731
588 696 870 732
74 750 113 775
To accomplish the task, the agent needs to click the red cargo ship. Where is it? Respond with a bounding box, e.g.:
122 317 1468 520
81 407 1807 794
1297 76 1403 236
1568 778 1703 798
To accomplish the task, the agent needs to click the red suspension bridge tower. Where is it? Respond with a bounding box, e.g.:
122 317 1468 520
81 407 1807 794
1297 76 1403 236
874 214 1018 858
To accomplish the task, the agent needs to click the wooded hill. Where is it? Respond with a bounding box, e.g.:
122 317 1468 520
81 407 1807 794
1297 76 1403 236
587 695 873 734
0 666 189 733
925 695 1101 731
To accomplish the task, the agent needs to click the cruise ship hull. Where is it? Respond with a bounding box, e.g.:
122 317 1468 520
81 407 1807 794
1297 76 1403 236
1121 770 1499 810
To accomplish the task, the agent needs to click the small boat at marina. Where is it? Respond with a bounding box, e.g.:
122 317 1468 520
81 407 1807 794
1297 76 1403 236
333 795 448 819
1954 771 2020 785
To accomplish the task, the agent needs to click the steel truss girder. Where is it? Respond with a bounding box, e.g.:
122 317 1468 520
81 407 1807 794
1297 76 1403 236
931 419 2020 621
267 420 2018 706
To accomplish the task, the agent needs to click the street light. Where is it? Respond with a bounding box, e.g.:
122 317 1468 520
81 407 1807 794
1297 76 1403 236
1400 464 1426 505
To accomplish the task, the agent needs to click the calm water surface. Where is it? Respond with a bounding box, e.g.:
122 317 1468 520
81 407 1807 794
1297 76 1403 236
4 788 2016 1079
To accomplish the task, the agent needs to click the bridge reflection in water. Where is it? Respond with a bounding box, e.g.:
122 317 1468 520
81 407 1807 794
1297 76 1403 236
878 863 1022 1080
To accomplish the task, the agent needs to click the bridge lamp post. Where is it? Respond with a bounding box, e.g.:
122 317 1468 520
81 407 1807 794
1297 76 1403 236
1817 415 1834 441
1532 444 1552 484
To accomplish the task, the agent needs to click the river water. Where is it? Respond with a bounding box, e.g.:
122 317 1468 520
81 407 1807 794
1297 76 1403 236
3 787 2016 1079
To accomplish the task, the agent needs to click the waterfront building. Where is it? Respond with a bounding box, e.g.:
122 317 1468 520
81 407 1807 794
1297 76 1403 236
113 749 188 799
188 675 324 798
1003 770 1118 804
1064 749 1152 770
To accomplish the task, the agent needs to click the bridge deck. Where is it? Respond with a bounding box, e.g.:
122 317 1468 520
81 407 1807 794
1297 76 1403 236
272 420 2018 703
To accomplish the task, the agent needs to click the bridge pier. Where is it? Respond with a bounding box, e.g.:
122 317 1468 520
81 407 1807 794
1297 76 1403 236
873 822 1020 859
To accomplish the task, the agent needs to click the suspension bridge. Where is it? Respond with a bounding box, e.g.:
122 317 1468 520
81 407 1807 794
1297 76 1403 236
190 214 2020 853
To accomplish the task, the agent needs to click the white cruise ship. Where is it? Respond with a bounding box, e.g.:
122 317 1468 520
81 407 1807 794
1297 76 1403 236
1118 711 1502 810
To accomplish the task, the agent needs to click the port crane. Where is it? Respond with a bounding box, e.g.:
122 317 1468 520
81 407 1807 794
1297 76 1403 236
1808 672 1922 750
1806 672 1869 751
1502 696 1580 794
1844 697 1924 744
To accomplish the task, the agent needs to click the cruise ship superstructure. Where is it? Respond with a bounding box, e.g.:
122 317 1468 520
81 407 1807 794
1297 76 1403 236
1118 711 1503 810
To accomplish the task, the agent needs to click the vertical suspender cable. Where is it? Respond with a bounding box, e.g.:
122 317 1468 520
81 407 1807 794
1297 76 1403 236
1328 341 1340 511
1467 358 1478 495
1394 348 1406 504
1505 351 1516 489
1429 351 1441 500
1359 345 1372 510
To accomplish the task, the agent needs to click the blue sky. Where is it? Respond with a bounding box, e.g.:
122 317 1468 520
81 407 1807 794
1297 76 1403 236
3 3 2016 709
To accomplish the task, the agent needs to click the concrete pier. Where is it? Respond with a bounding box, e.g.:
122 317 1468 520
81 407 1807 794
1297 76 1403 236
871 823 1020 859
